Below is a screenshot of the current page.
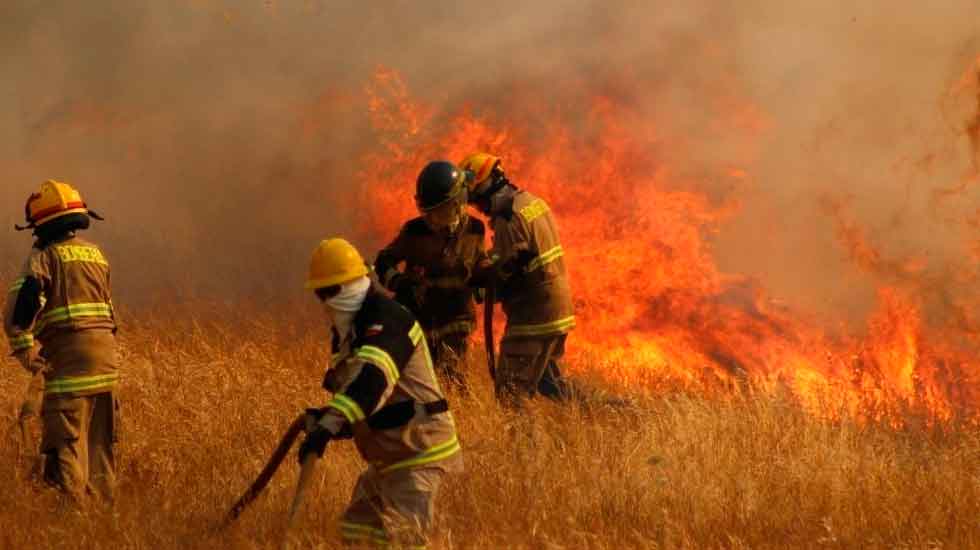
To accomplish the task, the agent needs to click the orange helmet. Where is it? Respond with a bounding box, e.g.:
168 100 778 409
459 153 500 188
16 180 103 232
458 153 505 202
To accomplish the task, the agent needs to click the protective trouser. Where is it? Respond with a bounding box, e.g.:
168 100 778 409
495 333 571 403
19 372 45 421
340 466 446 549
427 331 469 390
41 391 118 503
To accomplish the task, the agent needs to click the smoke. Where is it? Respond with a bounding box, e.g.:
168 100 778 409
1 0 978 320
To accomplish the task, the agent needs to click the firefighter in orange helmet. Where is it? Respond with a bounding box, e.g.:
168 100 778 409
460 153 576 403
4 180 119 503
374 161 488 389
300 238 462 547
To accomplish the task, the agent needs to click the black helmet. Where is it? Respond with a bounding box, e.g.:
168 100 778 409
415 161 467 212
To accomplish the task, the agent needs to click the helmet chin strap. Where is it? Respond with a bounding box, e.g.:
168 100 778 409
14 208 104 231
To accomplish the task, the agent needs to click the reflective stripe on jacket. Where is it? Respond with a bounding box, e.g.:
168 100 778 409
491 190 576 339
3 234 119 396
320 290 462 474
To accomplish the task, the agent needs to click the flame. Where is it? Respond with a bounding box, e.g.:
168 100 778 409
352 67 978 426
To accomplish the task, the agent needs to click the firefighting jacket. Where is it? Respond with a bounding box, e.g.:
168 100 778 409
319 289 462 474
374 216 487 341
489 189 576 338
4 234 119 397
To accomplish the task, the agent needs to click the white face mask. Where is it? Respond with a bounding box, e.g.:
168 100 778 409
325 305 356 344
322 276 371 340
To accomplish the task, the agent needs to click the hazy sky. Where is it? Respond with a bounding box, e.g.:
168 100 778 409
2 1 978 320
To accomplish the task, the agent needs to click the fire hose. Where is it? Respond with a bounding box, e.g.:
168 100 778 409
225 413 307 524
484 281 496 382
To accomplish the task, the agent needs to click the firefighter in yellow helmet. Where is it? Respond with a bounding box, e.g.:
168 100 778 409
374 161 488 389
461 154 576 403
4 180 119 502
299 238 462 547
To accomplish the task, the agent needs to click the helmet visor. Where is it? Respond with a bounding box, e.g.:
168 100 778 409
423 195 465 231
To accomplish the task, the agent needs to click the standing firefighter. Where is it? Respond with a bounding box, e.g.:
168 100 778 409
374 161 487 389
460 153 576 403
4 180 119 503
300 238 462 548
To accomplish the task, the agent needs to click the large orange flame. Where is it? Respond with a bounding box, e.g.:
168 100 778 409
353 67 978 426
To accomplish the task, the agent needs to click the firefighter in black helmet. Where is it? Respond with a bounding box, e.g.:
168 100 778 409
374 161 488 389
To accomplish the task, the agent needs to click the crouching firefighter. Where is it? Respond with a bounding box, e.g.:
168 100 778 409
459 153 576 404
299 238 463 548
374 161 488 389
4 180 120 503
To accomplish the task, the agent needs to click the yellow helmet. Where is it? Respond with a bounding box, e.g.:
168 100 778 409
459 153 501 190
17 180 97 231
305 238 369 290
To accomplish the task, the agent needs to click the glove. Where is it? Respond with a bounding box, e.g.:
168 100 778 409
392 272 427 313
12 348 42 375
499 248 537 279
297 408 332 464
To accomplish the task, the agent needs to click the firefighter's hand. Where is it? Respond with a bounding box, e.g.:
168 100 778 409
297 426 331 464
513 248 536 270
499 248 536 279
12 348 40 374
392 272 425 295
298 408 333 463
392 273 426 312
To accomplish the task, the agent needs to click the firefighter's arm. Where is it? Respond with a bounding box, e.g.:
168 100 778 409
320 352 399 428
374 231 408 290
4 253 50 373
470 220 535 288
300 352 400 461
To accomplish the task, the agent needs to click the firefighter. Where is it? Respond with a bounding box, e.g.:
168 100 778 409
374 161 488 389
299 238 462 548
4 180 119 503
460 153 576 403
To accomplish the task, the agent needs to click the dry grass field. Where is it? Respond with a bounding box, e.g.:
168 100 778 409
0 303 978 549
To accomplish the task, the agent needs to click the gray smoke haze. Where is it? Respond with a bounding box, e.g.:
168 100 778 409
1 1 978 324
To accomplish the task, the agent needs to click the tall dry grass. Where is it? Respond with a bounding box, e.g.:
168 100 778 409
0 304 977 549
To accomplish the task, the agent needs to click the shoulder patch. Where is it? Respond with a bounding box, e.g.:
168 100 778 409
518 198 550 224
353 292 418 375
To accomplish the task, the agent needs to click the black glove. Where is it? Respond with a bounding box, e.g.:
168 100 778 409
297 408 332 464
392 272 427 314
499 248 537 279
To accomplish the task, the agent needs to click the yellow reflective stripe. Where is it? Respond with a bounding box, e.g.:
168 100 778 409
410 322 448 397
36 302 113 331
518 199 550 223
8 334 34 352
507 316 577 337
427 321 475 341
340 521 389 540
53 245 108 266
8 277 26 294
409 323 424 347
527 245 565 272
327 393 366 423
45 372 119 394
356 345 399 383
380 435 461 474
